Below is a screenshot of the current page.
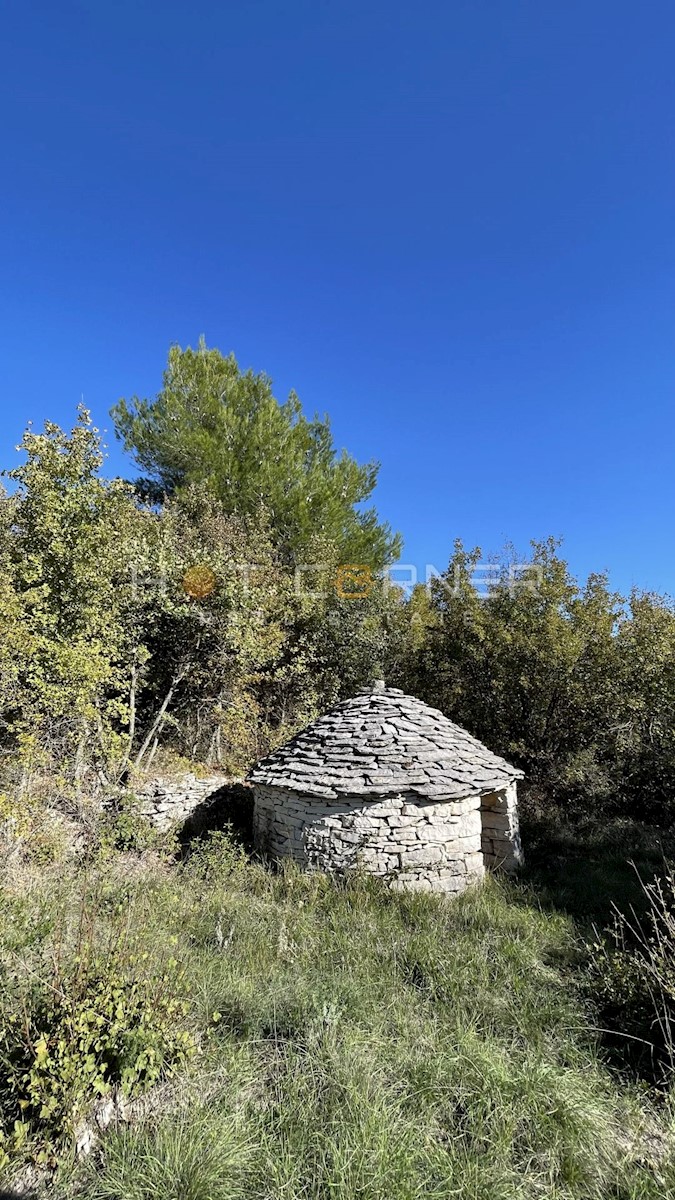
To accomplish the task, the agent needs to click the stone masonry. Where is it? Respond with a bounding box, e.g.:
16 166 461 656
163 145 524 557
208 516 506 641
249 681 523 894
480 781 523 871
252 783 485 892
133 773 230 831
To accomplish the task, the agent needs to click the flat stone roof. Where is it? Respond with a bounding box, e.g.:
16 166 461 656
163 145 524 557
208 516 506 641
248 683 523 801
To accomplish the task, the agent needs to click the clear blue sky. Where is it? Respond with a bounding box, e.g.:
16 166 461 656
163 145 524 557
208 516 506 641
2 0 674 594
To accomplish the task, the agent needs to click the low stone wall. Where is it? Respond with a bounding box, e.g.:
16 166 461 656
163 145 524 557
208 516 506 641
252 784 486 894
133 773 231 831
480 782 523 872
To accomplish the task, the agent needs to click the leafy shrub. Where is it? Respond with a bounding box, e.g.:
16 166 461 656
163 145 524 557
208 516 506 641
0 918 195 1163
0 790 68 866
96 795 171 857
181 827 249 883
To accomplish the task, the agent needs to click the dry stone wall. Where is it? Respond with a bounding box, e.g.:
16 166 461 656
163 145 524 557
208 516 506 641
480 782 523 872
253 784 486 894
133 773 230 831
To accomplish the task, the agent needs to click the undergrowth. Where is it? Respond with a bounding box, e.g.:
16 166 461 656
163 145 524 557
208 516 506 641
1 830 674 1198
589 867 675 1086
0 880 195 1169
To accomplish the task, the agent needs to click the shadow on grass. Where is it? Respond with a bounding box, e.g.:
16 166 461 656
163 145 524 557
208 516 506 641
518 813 674 928
512 815 675 1086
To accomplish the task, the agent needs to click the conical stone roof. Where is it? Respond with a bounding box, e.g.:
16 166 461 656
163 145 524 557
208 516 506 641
248 682 523 801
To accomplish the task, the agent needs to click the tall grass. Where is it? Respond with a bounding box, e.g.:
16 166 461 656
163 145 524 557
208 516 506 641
3 834 675 1198
589 865 675 1086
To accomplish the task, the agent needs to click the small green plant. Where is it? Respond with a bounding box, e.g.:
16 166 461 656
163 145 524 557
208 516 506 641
0 918 195 1160
182 827 249 883
96 795 171 857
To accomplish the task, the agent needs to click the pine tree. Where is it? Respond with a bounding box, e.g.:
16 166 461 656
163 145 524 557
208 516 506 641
112 341 400 569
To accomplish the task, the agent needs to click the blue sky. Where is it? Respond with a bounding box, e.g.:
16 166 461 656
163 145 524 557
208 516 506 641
2 0 674 594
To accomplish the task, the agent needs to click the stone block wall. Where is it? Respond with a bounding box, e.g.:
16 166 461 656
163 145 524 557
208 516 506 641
133 773 230 831
480 782 523 872
252 784 486 894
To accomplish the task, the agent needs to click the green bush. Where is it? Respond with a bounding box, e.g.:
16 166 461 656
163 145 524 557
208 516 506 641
0 923 195 1163
96 795 172 857
182 827 251 883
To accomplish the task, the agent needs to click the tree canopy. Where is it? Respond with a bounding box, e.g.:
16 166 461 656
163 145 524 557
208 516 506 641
0 409 403 789
3 402 675 830
112 341 401 569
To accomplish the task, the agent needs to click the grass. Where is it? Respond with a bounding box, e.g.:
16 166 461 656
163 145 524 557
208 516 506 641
3 823 675 1199
74 1101 255 1200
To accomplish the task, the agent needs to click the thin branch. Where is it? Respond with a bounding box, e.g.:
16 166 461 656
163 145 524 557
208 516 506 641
134 666 188 770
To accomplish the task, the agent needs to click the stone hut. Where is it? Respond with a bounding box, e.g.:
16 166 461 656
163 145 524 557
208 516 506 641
248 681 523 894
